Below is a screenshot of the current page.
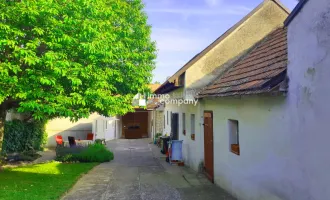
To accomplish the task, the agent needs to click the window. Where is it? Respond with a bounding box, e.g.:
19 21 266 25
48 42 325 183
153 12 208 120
167 111 169 125
228 119 239 155
191 114 195 134
182 113 186 135
170 111 172 126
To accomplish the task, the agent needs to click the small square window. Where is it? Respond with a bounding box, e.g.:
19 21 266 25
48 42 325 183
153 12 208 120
228 119 239 155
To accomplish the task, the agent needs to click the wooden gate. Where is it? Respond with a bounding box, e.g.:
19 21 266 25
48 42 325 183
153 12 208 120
204 111 214 182
122 111 148 139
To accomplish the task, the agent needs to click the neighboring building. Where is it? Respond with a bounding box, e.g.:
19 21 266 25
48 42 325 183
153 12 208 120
147 97 164 139
46 113 97 147
92 115 121 142
154 0 289 171
120 84 161 139
46 113 119 147
282 0 330 199
47 84 161 145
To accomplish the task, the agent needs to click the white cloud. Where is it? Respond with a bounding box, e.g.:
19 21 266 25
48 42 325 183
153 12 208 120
146 5 251 16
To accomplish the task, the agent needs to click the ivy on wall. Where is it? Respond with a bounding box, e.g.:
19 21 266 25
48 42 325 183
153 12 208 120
2 120 47 153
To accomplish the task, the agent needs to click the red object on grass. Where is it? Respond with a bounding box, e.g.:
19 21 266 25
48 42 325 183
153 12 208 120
87 133 94 141
56 135 63 146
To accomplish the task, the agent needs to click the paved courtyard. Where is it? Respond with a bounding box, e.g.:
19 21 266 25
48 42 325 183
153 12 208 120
61 139 236 200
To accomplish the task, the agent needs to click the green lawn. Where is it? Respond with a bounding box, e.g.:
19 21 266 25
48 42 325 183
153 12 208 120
0 162 98 200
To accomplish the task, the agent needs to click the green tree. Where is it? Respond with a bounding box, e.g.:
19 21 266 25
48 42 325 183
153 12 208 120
0 0 156 152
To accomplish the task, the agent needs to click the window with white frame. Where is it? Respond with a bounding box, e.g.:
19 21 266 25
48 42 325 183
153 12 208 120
167 111 169 125
182 113 186 135
228 119 240 155
191 114 195 134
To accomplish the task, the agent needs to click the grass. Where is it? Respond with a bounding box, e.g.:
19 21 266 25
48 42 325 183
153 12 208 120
0 161 98 200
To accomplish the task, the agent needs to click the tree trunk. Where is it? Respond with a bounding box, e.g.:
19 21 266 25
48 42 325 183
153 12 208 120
0 107 5 170
0 108 5 154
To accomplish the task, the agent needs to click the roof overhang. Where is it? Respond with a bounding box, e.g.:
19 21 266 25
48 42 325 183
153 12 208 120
154 81 182 94
284 0 308 26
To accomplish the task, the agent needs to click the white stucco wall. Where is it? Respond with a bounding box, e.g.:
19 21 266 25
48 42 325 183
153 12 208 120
284 0 330 199
202 96 292 200
162 89 204 171
92 115 120 141
197 1 330 199
148 110 153 138
46 113 100 147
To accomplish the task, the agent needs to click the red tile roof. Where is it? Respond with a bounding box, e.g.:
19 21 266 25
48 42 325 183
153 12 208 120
149 84 161 92
147 98 160 110
198 27 287 98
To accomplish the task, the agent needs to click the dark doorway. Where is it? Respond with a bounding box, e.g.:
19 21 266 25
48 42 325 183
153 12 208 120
204 111 214 183
171 113 179 140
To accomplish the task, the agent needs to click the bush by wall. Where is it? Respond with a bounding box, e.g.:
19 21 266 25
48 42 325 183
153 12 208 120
56 143 114 163
2 120 47 154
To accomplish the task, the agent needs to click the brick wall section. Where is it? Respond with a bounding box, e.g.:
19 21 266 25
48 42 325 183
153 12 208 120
155 111 164 134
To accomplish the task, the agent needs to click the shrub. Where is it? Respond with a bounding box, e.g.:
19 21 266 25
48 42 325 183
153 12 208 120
55 143 114 163
94 139 103 144
155 133 162 139
2 120 47 154
55 145 86 157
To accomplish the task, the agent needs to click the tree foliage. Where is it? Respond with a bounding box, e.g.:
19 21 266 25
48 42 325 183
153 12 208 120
0 0 156 121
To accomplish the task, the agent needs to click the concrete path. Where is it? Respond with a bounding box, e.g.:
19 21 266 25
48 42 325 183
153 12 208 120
33 149 56 164
61 139 236 200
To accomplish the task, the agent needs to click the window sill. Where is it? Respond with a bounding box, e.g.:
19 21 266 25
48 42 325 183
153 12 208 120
231 144 240 155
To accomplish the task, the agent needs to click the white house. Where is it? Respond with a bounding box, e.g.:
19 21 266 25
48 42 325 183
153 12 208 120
46 113 120 147
197 27 289 199
154 0 290 172
45 84 161 146
92 115 120 142
159 0 330 199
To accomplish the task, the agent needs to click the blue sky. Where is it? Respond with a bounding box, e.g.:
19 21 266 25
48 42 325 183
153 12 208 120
143 0 298 83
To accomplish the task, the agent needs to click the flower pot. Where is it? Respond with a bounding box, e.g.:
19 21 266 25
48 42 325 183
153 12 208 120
231 144 240 155
191 134 195 141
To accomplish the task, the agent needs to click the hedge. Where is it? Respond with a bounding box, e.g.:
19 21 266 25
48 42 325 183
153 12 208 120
56 143 114 163
2 120 47 153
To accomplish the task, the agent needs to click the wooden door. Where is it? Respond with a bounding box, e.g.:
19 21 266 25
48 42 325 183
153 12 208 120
204 111 214 182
